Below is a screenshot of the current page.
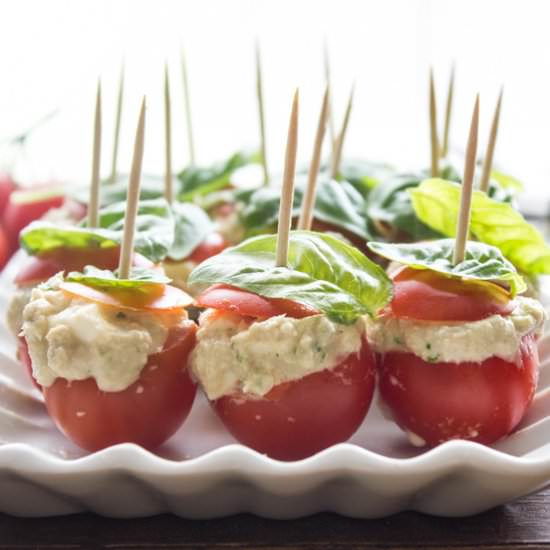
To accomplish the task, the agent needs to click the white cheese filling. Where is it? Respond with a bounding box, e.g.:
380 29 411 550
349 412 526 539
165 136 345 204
191 310 365 400
21 275 173 391
6 286 34 337
366 296 546 364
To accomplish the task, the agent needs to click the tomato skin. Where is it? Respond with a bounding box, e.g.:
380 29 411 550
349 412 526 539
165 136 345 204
188 232 228 263
0 174 16 217
377 334 539 447
213 341 376 460
15 246 153 286
389 267 515 322
196 285 319 319
4 191 65 255
42 323 197 452
0 226 8 270
17 336 41 391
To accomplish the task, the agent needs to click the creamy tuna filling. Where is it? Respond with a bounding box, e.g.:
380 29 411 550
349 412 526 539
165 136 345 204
191 310 365 399
366 296 546 364
6 286 34 337
22 276 172 391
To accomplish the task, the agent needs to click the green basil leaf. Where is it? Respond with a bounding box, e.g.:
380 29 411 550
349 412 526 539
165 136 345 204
69 174 167 206
367 174 444 240
410 178 550 275
20 222 118 254
491 170 524 193
169 202 215 261
91 198 175 263
66 266 171 290
336 159 395 197
368 239 526 296
20 198 175 263
188 230 392 324
239 176 371 241
178 150 257 201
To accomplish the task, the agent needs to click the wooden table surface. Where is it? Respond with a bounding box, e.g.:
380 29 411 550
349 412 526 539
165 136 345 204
1 489 549 549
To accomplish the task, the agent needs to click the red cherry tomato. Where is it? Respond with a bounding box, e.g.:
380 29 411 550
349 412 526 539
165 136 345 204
213 341 376 460
188 232 228 263
42 323 197 452
0 226 8 270
196 284 319 319
17 336 41 391
389 267 514 322
0 174 16 217
377 334 539 447
15 246 153 286
4 188 65 254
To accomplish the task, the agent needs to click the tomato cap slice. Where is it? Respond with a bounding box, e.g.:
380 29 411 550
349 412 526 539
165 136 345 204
59 281 193 312
196 284 319 319
389 266 515 322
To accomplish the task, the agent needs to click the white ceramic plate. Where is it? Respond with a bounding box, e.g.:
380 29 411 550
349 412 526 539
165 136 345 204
1 251 549 518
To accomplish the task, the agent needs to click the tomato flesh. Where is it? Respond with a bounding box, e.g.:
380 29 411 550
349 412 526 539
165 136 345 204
390 267 515 322
15 246 153 286
42 323 197 452
188 232 228 263
377 334 539 447
196 284 319 319
213 340 376 460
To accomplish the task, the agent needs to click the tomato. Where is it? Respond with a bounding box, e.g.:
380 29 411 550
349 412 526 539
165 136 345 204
389 267 515 322
188 232 228 263
60 281 192 312
3 187 65 254
0 174 16 217
213 341 376 460
17 336 41 391
42 323 197 452
0 226 8 270
15 246 153 286
377 334 539 447
196 284 319 319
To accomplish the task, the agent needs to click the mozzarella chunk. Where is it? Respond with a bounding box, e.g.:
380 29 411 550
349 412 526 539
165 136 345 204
191 309 365 399
366 296 546 364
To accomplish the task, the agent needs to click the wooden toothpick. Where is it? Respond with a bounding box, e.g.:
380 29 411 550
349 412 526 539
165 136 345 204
429 68 439 177
181 47 195 165
298 85 329 231
255 41 269 186
323 40 336 157
164 63 173 203
88 80 102 228
118 98 146 279
452 95 479 266
479 88 503 193
330 82 354 179
275 89 299 267
109 62 124 183
441 63 455 159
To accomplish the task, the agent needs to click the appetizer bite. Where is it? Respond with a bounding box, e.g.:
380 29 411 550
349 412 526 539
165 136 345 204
367 97 546 447
21 100 198 451
188 91 392 460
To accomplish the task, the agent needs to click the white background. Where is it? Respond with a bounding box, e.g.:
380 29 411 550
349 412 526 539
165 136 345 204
0 0 549 212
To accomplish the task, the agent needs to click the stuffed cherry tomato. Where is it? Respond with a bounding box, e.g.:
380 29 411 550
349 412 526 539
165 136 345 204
368 265 545 447
21 272 197 451
0 173 16 217
190 285 377 461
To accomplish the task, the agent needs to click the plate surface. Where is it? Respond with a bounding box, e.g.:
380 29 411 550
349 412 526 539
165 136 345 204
1 251 550 518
